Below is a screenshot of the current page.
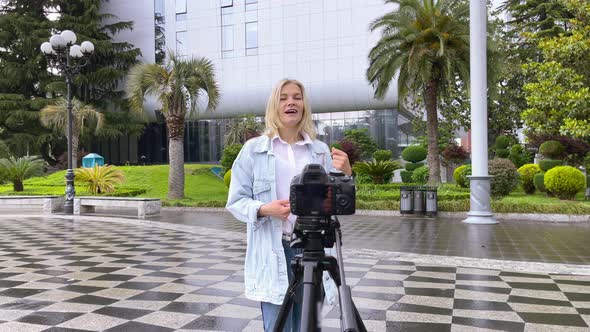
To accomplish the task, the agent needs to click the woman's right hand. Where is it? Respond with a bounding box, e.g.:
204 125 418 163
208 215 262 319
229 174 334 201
258 199 290 220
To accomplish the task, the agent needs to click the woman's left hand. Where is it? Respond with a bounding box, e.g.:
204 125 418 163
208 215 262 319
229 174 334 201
331 147 352 176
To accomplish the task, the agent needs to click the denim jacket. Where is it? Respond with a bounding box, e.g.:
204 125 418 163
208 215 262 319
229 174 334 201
226 134 338 305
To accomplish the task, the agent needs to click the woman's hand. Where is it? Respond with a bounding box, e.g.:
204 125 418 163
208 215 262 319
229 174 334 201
331 147 352 176
258 199 290 220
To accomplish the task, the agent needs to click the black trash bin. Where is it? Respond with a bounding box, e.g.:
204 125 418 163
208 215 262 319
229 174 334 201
413 186 426 215
425 186 438 217
400 186 413 214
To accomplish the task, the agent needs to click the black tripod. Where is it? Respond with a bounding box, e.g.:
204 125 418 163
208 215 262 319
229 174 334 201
273 216 367 332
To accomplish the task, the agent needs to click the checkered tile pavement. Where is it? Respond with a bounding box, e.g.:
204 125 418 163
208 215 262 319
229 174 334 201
0 216 587 331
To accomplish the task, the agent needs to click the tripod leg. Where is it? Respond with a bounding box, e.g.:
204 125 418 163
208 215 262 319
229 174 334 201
273 270 300 332
300 260 323 332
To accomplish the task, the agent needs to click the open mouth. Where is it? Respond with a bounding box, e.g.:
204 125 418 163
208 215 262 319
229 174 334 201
285 109 298 114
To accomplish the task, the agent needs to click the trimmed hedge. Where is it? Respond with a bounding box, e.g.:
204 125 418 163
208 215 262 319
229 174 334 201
517 164 542 194
223 169 232 188
405 162 424 172
539 159 562 172
373 149 393 162
489 158 519 198
400 170 414 183
534 173 546 192
401 145 427 163
539 140 565 159
412 165 429 184
544 166 586 200
453 164 471 188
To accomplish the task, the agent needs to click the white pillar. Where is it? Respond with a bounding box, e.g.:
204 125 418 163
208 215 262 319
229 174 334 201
463 0 497 224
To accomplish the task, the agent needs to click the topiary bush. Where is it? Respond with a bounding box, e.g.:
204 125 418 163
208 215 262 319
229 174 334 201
453 164 471 188
400 170 414 183
544 166 586 200
539 140 565 159
405 162 424 172
411 165 429 184
220 143 243 176
401 145 427 163
517 164 542 194
539 159 562 172
496 148 510 158
495 135 510 149
509 144 533 168
373 149 393 162
534 173 546 192
223 169 232 188
489 158 519 198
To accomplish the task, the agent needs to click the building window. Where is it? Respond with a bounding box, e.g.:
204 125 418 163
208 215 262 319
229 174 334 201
245 22 258 55
176 30 187 56
245 0 257 11
221 0 234 58
154 0 166 64
175 0 187 22
175 0 186 14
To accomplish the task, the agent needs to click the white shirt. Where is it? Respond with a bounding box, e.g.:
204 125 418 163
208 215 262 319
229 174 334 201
272 133 313 234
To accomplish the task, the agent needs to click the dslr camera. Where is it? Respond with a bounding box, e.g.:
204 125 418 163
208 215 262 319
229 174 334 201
290 164 355 216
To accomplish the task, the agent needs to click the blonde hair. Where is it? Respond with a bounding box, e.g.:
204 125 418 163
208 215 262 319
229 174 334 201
264 79 316 139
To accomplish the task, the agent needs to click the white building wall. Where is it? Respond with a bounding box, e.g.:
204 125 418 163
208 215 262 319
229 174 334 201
104 0 398 119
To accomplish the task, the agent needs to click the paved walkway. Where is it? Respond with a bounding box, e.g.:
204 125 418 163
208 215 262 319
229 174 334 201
0 212 586 331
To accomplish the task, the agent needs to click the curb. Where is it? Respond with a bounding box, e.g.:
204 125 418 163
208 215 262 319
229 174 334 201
159 207 590 223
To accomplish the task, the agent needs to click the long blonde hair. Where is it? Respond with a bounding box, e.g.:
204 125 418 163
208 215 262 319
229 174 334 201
264 79 316 139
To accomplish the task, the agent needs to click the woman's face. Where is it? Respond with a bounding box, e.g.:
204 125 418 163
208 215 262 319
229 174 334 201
278 83 304 129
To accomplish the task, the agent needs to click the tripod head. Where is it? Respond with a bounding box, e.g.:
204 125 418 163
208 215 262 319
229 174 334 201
289 216 337 256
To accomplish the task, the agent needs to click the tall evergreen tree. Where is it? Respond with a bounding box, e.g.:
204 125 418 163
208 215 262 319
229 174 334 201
0 1 60 159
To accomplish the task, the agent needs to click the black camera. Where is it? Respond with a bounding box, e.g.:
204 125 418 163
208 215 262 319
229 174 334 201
290 164 355 216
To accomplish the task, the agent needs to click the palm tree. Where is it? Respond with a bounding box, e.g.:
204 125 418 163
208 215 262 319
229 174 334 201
126 52 220 199
0 156 45 192
367 0 470 184
40 98 105 168
224 114 264 146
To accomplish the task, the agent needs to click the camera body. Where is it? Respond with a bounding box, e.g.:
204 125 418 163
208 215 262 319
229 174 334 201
290 164 355 216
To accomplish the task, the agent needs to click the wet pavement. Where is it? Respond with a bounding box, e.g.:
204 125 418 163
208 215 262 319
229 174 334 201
0 211 586 331
148 210 590 265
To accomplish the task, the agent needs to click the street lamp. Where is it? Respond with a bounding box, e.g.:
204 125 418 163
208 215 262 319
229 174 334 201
41 30 94 214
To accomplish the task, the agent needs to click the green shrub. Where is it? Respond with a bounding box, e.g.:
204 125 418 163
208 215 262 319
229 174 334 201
0 156 45 192
223 169 232 188
411 165 429 184
495 135 510 149
539 159 562 172
400 170 414 183
544 166 586 200
343 128 378 159
373 149 392 162
509 144 533 168
534 173 546 192
496 148 509 158
488 158 519 198
75 164 125 194
405 162 424 171
539 140 565 159
583 152 590 171
354 173 373 184
401 145 427 163
517 164 542 194
352 159 402 184
220 143 243 175
453 164 471 188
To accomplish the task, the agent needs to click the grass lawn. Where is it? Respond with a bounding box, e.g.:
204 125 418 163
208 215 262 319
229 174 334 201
1 164 589 214
0 164 228 207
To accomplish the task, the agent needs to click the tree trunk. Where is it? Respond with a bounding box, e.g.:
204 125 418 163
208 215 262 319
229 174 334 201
167 115 185 200
424 80 441 185
13 180 23 192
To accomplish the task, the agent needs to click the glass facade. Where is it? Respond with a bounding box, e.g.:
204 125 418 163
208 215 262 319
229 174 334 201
154 0 166 64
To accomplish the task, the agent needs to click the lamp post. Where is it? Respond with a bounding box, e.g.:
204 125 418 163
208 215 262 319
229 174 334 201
41 30 94 214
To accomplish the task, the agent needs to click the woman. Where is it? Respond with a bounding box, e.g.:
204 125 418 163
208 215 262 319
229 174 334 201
226 79 352 331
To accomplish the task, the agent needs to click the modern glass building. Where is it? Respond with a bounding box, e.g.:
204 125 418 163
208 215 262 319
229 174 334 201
95 0 417 165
